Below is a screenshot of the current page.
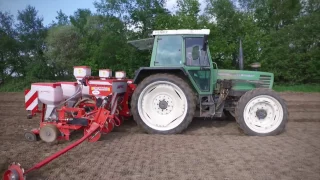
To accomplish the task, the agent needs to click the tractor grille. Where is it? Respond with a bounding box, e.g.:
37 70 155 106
259 75 272 88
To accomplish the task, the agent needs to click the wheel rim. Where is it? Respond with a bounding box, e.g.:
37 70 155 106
243 95 284 134
137 81 188 131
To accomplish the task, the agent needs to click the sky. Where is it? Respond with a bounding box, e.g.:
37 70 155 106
0 0 96 25
0 0 205 26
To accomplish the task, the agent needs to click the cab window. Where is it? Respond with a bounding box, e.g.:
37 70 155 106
185 37 209 67
154 35 182 66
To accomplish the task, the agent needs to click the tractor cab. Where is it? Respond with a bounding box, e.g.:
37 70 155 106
128 29 216 95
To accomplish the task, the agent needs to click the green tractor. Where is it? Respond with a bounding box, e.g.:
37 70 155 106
128 29 288 136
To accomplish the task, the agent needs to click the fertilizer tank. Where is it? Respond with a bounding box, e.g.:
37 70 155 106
30 83 63 105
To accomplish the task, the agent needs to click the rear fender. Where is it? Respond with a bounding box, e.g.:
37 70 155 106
132 67 198 94
133 67 188 84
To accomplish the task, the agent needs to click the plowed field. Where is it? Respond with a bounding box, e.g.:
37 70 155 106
1 92 319 180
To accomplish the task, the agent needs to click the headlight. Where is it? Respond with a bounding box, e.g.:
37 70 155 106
115 71 126 79
99 69 112 78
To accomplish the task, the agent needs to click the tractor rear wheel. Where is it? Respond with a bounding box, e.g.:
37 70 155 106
131 73 196 134
235 88 288 136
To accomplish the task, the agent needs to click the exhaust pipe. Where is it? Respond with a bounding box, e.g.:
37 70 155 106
238 39 244 70
238 38 261 71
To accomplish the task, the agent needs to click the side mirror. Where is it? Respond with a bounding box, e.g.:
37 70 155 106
192 45 200 60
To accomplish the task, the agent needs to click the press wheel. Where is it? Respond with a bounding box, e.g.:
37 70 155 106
39 124 60 143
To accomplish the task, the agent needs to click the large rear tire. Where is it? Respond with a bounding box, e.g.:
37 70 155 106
131 73 196 134
235 88 288 136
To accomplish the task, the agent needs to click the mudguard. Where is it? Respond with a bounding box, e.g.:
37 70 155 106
133 67 188 84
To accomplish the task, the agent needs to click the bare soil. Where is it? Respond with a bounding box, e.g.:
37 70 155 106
0 92 319 180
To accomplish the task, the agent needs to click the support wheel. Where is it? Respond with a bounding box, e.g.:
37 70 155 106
235 88 288 136
24 132 38 142
39 124 60 143
131 73 196 134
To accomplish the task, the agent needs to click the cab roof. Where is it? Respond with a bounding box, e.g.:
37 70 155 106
152 29 210 36
127 29 210 50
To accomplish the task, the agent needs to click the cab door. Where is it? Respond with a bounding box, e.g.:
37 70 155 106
183 36 213 95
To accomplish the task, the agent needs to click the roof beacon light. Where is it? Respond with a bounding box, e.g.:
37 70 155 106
115 71 126 79
99 69 112 79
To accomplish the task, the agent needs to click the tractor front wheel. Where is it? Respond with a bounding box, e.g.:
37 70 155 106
131 73 196 134
235 88 288 136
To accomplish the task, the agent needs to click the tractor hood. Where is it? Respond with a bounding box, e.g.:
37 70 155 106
214 69 274 91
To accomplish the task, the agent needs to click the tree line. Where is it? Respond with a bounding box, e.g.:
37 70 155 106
0 0 319 86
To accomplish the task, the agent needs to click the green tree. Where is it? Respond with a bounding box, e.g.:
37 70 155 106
94 0 170 38
260 12 320 83
2 0 320 88
206 0 247 68
70 9 92 34
175 0 201 28
238 0 302 31
50 10 70 26
45 25 83 78
0 11 20 82
16 5 51 80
